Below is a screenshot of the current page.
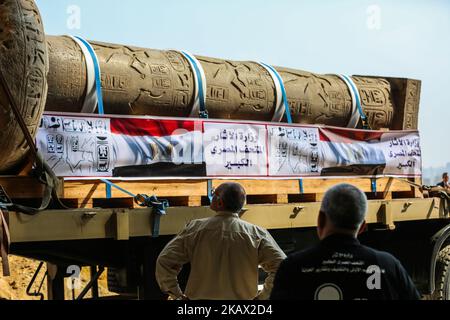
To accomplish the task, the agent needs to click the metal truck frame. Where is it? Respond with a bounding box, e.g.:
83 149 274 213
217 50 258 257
2 177 450 300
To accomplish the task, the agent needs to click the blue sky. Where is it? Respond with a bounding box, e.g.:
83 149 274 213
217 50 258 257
35 0 450 168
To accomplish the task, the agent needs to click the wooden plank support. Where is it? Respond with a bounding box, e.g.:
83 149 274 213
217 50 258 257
289 193 317 203
247 194 288 204
392 190 415 199
93 198 134 209
276 194 289 204
6 198 441 244
0 176 424 209
114 210 129 241
162 196 202 207
382 177 394 199
11 198 79 209
378 202 396 230
0 176 64 198
61 177 419 200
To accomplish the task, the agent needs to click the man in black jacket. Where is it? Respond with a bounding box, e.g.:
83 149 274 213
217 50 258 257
437 172 450 189
270 183 420 300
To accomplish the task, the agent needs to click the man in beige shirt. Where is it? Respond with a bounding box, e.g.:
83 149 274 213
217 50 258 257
155 182 286 300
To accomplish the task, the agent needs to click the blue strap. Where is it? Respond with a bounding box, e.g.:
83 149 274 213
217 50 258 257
152 214 162 238
340 75 369 129
179 51 212 200
101 180 170 238
106 184 112 199
79 41 166 237
100 179 137 198
207 180 213 203
299 179 304 194
371 178 377 194
74 36 105 115
261 63 303 194
75 40 130 200
135 195 169 238
181 51 208 119
260 63 293 123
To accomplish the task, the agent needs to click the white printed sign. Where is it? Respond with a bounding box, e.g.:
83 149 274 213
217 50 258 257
268 125 320 176
382 132 422 176
36 113 422 179
36 116 112 176
203 122 268 176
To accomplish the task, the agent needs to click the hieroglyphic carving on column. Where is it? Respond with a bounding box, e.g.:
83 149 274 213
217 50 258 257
46 38 196 117
197 57 276 120
46 36 85 112
403 80 421 130
352 76 394 129
44 37 418 131
0 0 48 173
276 68 354 127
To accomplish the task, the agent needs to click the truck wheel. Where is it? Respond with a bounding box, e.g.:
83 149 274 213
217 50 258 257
434 245 450 300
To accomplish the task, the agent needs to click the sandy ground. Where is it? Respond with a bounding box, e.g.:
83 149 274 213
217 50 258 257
0 255 112 300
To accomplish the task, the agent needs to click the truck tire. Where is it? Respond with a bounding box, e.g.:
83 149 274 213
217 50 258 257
434 245 450 300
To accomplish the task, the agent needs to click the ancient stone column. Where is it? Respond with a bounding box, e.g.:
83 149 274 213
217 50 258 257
0 0 48 173
45 36 421 131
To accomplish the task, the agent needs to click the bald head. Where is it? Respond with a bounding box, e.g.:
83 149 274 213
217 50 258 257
320 184 368 231
215 183 246 213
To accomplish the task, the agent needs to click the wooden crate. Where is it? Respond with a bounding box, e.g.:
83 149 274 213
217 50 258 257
0 176 422 208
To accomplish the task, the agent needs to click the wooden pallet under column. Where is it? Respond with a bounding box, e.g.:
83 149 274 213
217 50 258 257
0 176 422 209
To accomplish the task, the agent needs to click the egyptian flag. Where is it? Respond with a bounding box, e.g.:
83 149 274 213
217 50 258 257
110 118 206 178
319 127 387 176
318 127 421 177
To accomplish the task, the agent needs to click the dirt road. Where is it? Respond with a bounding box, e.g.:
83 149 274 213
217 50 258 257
0 255 112 300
